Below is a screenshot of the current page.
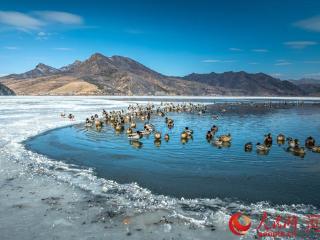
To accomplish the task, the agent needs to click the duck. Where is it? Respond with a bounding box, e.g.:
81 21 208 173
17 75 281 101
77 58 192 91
68 113 75 121
305 136 316 148
115 124 123 132
312 146 320 153
206 131 213 140
126 128 133 134
125 115 131 122
128 131 142 140
212 115 219 120
130 122 136 128
219 134 232 142
95 119 103 128
154 132 161 140
60 113 66 118
256 142 270 152
244 142 253 152
288 138 299 148
264 133 273 146
277 134 285 142
85 118 93 127
164 134 170 142
167 119 174 128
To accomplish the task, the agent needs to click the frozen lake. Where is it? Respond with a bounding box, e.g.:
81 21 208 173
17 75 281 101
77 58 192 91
1 96 320 240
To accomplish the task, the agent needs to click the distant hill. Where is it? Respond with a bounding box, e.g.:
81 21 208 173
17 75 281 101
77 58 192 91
183 71 305 96
0 82 15 95
290 78 320 96
0 52 312 96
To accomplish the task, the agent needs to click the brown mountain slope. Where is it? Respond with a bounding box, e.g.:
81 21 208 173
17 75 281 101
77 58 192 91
1 75 101 95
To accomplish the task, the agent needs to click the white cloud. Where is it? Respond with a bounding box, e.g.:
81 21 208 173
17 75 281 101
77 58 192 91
295 15 320 32
4 46 19 50
229 48 243 51
53 47 73 51
275 60 292 66
284 41 317 49
0 11 43 30
0 73 9 77
35 11 83 25
0 11 83 32
201 59 235 63
248 62 259 65
252 49 269 53
202 59 220 63
275 62 291 66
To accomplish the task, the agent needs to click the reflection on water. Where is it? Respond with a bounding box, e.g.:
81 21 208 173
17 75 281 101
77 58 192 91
25 105 320 206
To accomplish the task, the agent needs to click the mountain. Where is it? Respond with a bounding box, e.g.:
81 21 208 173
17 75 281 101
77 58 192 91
291 78 320 85
183 71 305 96
0 82 15 95
0 53 311 96
7 63 61 79
290 78 320 96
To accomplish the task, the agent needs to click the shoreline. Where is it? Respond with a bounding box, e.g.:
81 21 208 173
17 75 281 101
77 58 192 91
1 95 320 101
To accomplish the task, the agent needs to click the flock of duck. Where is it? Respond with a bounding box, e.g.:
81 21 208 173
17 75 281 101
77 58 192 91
61 102 320 157
82 103 205 146
205 124 319 157
242 134 319 157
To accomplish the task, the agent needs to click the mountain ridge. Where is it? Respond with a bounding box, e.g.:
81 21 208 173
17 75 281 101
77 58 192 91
0 52 314 96
290 78 320 96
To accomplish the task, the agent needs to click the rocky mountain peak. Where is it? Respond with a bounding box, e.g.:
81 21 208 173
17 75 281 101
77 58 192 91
88 52 108 62
35 63 59 74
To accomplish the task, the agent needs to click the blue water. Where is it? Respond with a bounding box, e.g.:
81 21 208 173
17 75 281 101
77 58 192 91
25 105 320 206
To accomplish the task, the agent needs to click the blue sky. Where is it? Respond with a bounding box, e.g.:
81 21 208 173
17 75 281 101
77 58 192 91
1 0 320 79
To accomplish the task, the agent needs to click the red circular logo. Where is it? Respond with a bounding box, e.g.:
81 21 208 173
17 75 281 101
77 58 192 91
229 212 251 236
